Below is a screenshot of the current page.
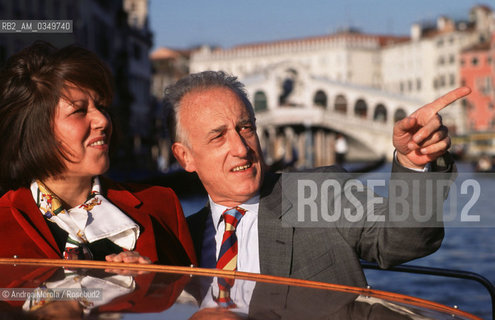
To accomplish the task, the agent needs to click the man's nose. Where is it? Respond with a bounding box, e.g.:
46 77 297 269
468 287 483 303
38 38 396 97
229 131 249 157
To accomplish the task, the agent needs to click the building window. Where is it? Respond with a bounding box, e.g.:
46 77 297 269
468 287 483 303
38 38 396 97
449 54 455 64
313 90 327 108
470 121 476 131
483 77 492 96
439 75 446 87
438 56 445 65
469 100 475 110
394 108 407 122
254 91 268 112
354 99 368 118
416 78 421 91
373 104 387 123
400 82 404 93
449 74 456 86
334 95 347 114
477 78 483 94
436 39 444 47
460 58 465 66
472 56 479 66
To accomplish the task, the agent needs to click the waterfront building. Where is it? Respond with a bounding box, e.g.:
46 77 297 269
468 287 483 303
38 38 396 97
122 0 154 167
459 27 495 156
381 5 494 135
150 47 191 171
0 0 154 170
190 32 417 165
191 30 407 89
150 47 191 100
461 42 493 132
189 5 494 163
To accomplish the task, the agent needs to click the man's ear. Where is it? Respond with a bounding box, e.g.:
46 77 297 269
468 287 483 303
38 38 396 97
172 142 196 172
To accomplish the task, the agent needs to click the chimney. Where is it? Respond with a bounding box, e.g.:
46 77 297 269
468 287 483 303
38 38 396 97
437 16 455 32
411 23 422 40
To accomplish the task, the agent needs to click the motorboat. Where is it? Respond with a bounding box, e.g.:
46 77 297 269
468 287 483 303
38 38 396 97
0 258 487 319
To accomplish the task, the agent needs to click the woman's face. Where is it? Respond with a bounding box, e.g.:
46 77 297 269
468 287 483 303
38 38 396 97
53 86 112 179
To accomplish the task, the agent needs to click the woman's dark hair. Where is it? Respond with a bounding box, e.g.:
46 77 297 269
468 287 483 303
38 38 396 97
0 41 113 191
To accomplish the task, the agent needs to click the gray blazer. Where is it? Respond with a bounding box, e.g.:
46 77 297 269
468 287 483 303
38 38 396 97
187 155 455 287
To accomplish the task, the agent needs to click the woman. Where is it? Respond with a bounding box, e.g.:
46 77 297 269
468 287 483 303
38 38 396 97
0 42 196 266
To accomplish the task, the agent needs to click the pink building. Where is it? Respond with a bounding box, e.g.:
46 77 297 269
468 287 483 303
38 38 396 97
460 33 494 132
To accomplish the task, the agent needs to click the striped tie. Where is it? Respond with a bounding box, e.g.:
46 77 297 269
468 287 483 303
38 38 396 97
216 207 246 270
214 277 236 309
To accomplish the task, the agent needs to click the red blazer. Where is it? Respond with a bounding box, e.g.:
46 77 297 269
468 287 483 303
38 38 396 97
0 177 197 266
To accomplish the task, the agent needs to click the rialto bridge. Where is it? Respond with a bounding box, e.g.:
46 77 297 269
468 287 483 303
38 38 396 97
241 62 426 168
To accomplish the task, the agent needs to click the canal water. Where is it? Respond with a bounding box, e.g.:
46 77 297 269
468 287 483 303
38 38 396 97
361 162 495 320
179 162 494 319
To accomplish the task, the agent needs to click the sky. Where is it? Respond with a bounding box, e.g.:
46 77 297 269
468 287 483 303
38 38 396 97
149 0 489 50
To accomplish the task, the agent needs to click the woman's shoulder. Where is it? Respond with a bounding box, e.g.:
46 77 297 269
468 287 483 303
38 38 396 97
0 188 39 224
0 190 12 207
0 187 32 208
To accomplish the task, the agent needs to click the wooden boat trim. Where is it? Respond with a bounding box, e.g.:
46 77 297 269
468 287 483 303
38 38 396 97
0 258 482 320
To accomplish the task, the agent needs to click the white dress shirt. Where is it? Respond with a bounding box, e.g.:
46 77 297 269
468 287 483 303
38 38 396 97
209 195 260 273
205 152 427 274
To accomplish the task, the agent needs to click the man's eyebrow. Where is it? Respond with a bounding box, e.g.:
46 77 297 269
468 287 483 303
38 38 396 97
238 118 253 126
207 124 227 136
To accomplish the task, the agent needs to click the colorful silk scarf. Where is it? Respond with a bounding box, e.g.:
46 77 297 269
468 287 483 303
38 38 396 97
30 177 140 260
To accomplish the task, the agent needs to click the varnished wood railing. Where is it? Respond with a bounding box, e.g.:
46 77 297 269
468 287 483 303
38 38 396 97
0 258 482 320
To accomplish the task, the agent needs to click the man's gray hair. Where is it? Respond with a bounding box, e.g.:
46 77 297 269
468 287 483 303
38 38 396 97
164 70 255 145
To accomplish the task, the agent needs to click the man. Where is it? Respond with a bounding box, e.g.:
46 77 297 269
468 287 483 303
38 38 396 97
165 71 469 287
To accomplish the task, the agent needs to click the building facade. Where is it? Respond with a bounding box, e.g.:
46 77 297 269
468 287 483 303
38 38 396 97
122 0 154 167
150 47 190 100
381 6 494 134
191 31 407 90
190 5 494 138
461 42 493 132
458 29 495 157
0 0 155 172
149 47 191 171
